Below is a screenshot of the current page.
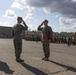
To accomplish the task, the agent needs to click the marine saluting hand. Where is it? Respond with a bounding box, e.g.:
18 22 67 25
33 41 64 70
22 20 26 25
40 21 44 27
22 19 28 30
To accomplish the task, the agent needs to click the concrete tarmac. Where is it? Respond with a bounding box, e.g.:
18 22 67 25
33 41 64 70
0 39 76 75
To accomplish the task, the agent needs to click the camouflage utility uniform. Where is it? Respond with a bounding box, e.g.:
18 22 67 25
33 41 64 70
38 25 53 58
12 23 27 59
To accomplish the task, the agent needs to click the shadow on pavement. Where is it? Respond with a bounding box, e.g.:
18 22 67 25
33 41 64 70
49 60 76 72
19 62 48 75
0 61 14 74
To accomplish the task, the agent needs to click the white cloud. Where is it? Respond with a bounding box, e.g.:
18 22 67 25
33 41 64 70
12 0 26 10
12 0 76 19
43 7 52 14
59 17 75 25
72 0 76 2
24 6 35 20
69 24 76 29
12 0 35 21
3 9 16 19
12 1 23 9
11 0 76 19
59 17 75 31
10 0 76 31
11 0 76 21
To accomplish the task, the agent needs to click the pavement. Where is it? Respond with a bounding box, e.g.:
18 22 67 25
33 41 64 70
0 38 76 75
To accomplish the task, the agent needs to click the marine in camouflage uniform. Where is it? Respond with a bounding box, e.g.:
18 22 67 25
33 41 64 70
38 20 53 61
12 17 28 62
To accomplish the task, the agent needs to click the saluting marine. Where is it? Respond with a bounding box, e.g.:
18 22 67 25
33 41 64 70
12 17 28 62
38 20 53 61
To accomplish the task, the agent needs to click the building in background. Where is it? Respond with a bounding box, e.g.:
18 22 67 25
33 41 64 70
0 26 12 38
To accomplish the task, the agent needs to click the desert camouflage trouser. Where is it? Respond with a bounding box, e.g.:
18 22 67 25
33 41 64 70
42 42 50 57
14 39 22 58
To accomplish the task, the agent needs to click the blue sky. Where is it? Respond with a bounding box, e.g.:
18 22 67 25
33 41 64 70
0 0 76 32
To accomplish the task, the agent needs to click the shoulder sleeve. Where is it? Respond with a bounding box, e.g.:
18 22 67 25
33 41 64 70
24 25 28 30
21 24 28 30
37 25 42 31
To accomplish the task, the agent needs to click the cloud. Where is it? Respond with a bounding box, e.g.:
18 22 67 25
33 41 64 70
11 0 76 19
60 24 76 31
3 9 16 18
59 17 75 25
12 0 76 19
26 0 51 7
12 1 23 9
72 0 76 2
12 0 35 21
24 6 35 20
11 0 26 10
70 24 76 29
11 0 76 31
59 17 75 30
43 0 76 19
